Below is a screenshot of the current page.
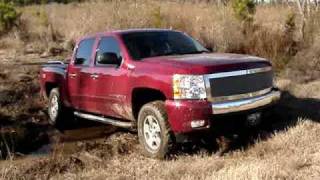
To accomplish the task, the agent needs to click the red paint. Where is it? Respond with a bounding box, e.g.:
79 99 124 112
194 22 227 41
165 100 212 133
40 29 272 133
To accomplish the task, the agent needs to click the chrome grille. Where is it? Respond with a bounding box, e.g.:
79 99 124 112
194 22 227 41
205 67 273 102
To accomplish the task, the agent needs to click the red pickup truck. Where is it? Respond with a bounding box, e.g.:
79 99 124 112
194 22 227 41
40 29 280 158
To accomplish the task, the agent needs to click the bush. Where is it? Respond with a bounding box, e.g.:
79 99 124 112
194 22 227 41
0 2 20 34
232 0 255 23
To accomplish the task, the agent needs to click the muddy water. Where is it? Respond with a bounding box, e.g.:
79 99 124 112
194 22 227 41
38 125 119 156
0 118 119 159
0 122 49 159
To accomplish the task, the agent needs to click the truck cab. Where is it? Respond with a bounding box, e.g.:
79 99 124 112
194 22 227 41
40 29 280 159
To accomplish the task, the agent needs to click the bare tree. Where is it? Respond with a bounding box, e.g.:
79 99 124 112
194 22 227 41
295 0 310 40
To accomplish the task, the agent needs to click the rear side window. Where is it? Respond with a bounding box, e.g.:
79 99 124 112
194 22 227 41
74 38 95 66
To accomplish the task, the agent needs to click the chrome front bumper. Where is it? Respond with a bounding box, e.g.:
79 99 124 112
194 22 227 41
212 90 281 114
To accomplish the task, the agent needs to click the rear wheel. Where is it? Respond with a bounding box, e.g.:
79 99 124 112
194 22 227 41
137 101 174 159
48 88 62 125
48 88 73 127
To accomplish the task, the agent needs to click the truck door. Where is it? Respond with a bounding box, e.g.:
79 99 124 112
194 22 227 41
67 37 96 111
90 36 128 118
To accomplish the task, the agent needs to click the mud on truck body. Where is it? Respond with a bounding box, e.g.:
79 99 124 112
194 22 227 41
40 29 280 159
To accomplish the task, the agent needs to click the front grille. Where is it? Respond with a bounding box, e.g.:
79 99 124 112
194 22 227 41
206 67 273 102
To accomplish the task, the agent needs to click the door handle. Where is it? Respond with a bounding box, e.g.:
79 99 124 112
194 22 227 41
90 74 99 79
127 64 135 71
69 73 77 78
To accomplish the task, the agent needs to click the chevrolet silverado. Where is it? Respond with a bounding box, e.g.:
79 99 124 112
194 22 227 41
40 29 280 158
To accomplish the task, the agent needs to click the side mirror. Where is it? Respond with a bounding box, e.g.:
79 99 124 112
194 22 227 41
206 47 214 52
97 52 122 66
74 58 86 65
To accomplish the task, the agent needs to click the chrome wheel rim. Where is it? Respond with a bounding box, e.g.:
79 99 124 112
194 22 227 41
143 115 161 151
49 95 59 121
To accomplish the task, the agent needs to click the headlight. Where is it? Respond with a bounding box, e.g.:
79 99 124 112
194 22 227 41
173 74 207 99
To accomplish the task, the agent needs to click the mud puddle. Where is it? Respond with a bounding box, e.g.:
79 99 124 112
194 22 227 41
0 118 122 159
0 121 50 159
35 124 119 156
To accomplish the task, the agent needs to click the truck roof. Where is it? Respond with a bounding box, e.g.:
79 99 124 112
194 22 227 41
111 28 179 35
79 28 181 41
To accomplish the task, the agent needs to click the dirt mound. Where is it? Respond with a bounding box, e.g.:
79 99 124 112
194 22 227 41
60 132 138 161
81 132 138 157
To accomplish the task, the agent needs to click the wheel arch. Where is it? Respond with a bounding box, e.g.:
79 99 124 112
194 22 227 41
45 82 59 98
131 87 167 120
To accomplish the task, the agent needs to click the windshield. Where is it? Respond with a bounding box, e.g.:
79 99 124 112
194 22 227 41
121 31 208 60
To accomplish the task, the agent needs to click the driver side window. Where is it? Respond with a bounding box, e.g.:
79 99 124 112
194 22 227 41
95 36 122 66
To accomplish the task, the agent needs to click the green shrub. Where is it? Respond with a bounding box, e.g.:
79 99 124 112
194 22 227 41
151 6 164 28
285 11 296 34
232 0 255 23
0 2 20 34
1 0 38 6
38 8 49 27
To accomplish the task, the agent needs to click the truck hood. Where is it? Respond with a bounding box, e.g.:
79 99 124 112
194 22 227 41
142 53 271 74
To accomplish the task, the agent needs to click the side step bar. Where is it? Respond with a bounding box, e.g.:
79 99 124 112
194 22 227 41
74 111 133 128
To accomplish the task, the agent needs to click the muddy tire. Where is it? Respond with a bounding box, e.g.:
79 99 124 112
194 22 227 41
48 88 71 127
48 88 64 125
137 101 174 159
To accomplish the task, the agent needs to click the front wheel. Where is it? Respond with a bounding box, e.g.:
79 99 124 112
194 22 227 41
137 101 174 159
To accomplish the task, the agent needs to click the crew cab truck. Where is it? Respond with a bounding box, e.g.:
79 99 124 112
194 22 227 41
40 29 280 159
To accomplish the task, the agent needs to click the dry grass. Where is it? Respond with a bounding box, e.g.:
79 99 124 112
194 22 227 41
3 0 316 80
18 1 286 51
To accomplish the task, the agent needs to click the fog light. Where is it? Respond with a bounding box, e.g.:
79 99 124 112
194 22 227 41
191 120 206 128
